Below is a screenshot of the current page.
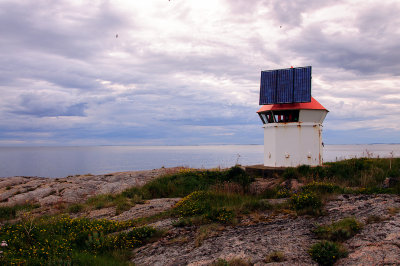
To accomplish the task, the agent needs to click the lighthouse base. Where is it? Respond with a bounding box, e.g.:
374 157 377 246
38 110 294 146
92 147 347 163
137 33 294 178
263 122 323 167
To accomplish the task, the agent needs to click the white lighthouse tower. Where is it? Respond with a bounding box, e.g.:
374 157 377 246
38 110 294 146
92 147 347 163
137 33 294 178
258 66 328 167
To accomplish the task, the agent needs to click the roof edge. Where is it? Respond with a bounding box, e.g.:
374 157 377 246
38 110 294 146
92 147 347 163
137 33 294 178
257 97 328 113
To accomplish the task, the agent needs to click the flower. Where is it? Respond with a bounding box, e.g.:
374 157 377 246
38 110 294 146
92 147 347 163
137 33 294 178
1 241 7 247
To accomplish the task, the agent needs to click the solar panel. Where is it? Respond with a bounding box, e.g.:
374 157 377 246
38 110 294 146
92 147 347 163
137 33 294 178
259 66 312 105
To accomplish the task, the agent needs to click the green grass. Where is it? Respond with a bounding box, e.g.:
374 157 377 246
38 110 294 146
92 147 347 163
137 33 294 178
122 166 253 200
313 217 363 242
172 191 271 224
291 158 400 189
0 215 159 265
309 240 348 266
0 203 40 221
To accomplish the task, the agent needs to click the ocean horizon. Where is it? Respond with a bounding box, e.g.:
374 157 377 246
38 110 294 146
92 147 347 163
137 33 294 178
0 144 399 178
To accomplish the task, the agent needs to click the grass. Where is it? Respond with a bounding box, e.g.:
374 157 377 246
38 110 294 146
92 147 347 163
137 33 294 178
2 158 399 264
264 251 285 263
211 258 252 266
80 166 255 216
194 223 224 247
309 217 362 265
309 241 348 266
0 203 40 221
172 190 275 224
313 217 363 242
287 158 400 189
0 214 160 264
122 166 254 200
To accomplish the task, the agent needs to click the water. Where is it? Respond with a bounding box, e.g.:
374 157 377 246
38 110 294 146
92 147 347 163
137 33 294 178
0 144 399 178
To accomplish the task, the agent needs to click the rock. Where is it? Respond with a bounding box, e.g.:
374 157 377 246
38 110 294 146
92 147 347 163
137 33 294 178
132 194 400 266
0 167 184 207
87 207 116 219
8 187 56 205
280 179 303 192
39 195 63 206
112 198 181 221
249 178 280 194
383 177 400 188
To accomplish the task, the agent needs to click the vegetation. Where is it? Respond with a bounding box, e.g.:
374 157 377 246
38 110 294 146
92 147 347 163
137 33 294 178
1 157 399 264
0 203 39 221
308 240 348 266
264 251 285 263
313 217 363 242
122 166 254 200
172 190 269 224
211 257 252 266
284 158 400 190
0 215 158 265
309 217 362 265
290 191 322 215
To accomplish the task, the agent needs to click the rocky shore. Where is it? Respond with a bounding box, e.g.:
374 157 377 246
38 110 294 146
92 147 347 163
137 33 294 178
132 194 400 265
1 168 400 265
0 167 183 207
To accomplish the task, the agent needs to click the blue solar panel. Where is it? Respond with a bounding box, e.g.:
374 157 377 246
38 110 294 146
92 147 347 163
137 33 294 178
293 67 311 103
259 66 312 104
276 68 294 103
259 70 277 105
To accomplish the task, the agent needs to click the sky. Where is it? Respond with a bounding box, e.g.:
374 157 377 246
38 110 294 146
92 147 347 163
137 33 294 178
1 0 399 146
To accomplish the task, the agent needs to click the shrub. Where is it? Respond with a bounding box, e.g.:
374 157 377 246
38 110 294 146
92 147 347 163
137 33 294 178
301 182 341 195
0 206 16 220
290 191 322 215
260 188 278 199
309 241 347 266
264 251 285 263
242 199 272 212
0 203 39 221
206 208 234 224
313 217 362 242
172 218 193 227
211 258 251 266
297 165 311 176
173 191 211 217
225 166 254 190
212 258 229 266
86 194 115 209
283 167 300 179
276 188 292 198
68 203 84 214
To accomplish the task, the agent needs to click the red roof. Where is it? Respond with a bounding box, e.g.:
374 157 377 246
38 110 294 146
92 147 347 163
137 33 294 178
257 97 328 113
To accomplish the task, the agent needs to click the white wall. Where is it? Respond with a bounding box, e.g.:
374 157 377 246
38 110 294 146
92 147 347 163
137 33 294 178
263 122 323 167
299 110 328 123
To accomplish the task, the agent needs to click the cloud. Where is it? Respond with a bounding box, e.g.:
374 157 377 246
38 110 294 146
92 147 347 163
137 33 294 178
11 93 87 117
0 0 399 145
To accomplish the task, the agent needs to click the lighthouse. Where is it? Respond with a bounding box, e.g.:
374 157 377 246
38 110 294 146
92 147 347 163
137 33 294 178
257 66 328 167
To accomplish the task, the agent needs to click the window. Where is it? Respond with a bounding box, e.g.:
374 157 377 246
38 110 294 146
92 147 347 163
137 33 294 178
259 110 299 123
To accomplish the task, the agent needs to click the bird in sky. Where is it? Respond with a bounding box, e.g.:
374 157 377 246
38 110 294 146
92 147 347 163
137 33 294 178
116 34 118 38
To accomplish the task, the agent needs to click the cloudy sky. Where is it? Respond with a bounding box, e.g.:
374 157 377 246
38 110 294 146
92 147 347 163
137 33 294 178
1 0 399 146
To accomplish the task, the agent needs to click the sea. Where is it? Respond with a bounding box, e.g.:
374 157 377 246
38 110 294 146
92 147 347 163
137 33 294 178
0 144 399 178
